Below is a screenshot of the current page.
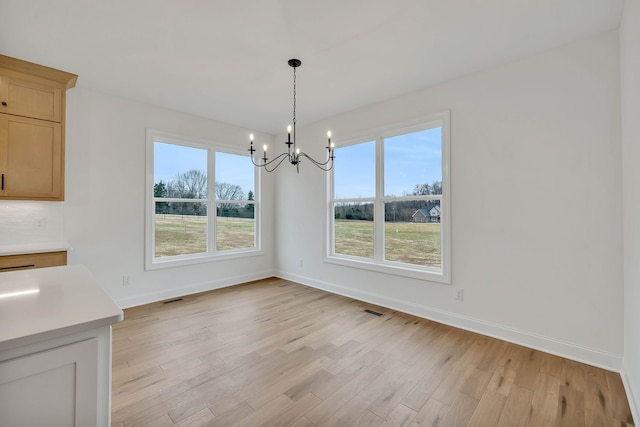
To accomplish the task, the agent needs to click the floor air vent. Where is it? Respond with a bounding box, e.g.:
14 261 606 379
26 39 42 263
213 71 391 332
163 298 184 304
364 309 383 316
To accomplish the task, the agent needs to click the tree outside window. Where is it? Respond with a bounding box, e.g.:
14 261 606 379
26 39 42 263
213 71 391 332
146 132 258 270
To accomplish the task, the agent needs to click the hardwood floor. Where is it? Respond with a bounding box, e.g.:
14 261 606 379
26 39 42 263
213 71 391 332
111 278 635 426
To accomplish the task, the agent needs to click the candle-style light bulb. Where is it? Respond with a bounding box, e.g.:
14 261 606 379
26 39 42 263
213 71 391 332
330 142 335 149
249 134 255 156
287 125 292 143
296 148 300 155
327 130 332 140
263 145 267 152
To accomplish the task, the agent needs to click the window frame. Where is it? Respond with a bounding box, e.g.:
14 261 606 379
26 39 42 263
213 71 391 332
325 111 451 283
145 129 262 271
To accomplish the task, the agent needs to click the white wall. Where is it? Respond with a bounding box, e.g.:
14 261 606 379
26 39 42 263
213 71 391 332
276 31 623 370
621 0 640 421
63 87 276 307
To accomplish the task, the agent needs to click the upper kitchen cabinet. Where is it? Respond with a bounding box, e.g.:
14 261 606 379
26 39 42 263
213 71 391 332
0 55 77 201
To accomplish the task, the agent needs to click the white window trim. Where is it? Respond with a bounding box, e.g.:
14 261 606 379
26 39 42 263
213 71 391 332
145 129 262 271
324 111 451 284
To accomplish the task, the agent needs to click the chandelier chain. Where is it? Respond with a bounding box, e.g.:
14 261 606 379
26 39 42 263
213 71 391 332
292 66 297 126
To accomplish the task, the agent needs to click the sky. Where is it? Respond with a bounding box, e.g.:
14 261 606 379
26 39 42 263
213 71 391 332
154 143 254 197
154 126 441 199
334 127 442 199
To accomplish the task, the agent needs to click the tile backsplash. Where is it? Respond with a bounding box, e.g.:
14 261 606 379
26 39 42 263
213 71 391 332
0 201 64 245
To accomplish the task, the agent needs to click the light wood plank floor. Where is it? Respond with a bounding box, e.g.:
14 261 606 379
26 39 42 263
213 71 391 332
111 277 635 426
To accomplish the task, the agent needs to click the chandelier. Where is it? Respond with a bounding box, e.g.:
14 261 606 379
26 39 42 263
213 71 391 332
249 59 334 173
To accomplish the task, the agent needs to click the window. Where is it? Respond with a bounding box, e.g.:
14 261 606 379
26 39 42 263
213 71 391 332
327 112 450 283
145 130 259 270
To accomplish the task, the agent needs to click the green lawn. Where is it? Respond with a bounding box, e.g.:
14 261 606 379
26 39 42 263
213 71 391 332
154 214 254 257
155 215 441 268
334 220 441 267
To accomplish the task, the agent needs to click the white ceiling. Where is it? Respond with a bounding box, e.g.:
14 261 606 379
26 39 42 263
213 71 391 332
0 0 624 135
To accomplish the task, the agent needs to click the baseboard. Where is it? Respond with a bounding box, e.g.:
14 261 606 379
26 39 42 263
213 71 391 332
114 270 275 309
622 361 640 426
276 270 623 372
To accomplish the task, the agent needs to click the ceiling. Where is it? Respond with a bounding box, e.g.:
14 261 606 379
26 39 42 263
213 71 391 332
0 0 624 135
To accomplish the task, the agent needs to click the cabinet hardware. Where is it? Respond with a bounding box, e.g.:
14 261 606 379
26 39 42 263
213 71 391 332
1 101 6 106
1 173 3 190
0 264 36 270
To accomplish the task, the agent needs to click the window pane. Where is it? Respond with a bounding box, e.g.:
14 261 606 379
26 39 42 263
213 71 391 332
216 203 255 251
384 200 441 267
155 142 208 199
384 128 442 197
334 141 376 199
216 152 253 200
334 202 374 258
155 202 207 257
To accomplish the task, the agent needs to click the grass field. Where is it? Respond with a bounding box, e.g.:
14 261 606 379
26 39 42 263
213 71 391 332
335 220 441 267
154 214 254 257
155 215 441 268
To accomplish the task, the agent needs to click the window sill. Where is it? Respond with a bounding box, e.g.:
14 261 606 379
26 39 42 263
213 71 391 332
324 254 450 284
145 248 263 271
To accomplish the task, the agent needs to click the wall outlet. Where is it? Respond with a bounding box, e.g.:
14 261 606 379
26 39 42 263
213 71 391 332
454 288 464 301
123 275 131 286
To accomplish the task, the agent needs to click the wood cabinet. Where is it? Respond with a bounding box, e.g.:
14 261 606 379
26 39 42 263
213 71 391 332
0 75 63 122
0 55 76 201
0 251 67 272
0 115 63 198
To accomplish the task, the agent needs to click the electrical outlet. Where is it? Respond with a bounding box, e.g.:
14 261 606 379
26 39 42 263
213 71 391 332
123 275 131 286
454 289 464 301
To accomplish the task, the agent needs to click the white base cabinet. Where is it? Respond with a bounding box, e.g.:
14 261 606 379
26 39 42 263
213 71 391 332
0 265 122 427
0 326 114 427
1 339 98 426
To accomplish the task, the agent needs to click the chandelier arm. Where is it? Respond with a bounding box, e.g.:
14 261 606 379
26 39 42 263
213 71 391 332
263 154 291 173
298 152 335 171
250 152 290 168
298 152 333 166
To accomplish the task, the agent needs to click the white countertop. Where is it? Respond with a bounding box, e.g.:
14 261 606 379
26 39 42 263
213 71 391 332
0 241 72 256
0 264 123 351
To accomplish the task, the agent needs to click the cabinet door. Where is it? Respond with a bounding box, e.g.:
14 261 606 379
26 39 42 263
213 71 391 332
0 75 62 122
0 251 67 272
0 338 99 427
0 114 62 200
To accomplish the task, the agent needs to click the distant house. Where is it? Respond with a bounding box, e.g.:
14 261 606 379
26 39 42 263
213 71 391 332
412 203 441 223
